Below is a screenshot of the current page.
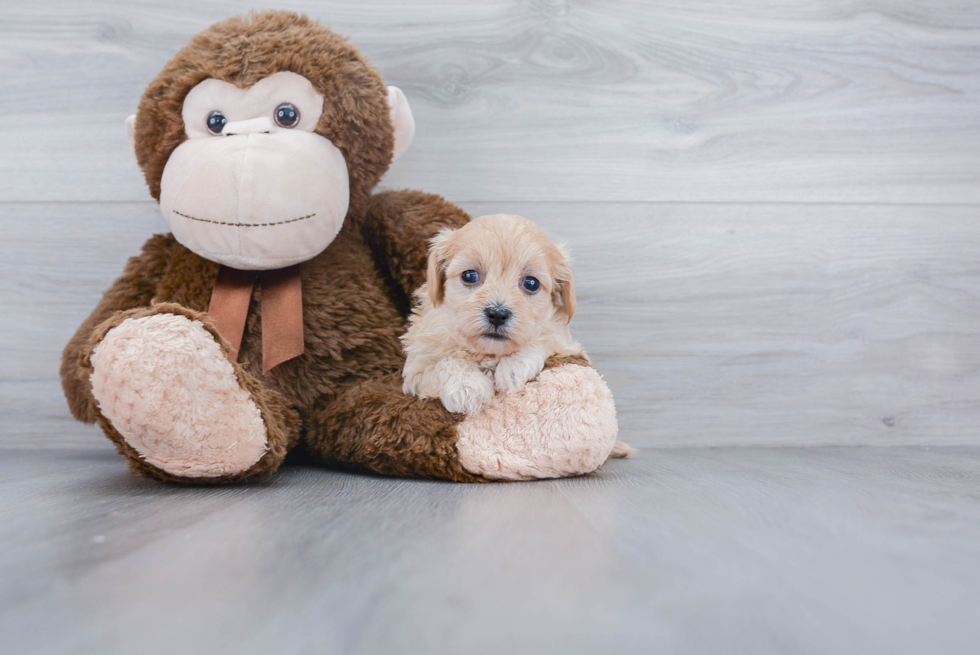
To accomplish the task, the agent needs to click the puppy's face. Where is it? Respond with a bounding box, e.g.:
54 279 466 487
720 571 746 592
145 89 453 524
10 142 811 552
427 214 575 356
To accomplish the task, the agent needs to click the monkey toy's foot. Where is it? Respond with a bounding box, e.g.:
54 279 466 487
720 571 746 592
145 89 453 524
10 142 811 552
455 363 619 481
89 310 274 480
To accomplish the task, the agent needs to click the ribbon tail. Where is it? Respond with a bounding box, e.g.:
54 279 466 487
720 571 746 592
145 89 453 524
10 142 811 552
260 265 305 373
208 266 256 362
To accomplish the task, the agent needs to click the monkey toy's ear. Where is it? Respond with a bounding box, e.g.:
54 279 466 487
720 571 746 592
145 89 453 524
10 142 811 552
125 114 137 157
387 86 415 162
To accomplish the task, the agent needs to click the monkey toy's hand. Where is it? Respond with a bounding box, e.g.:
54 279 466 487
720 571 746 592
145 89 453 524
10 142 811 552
453 358 619 480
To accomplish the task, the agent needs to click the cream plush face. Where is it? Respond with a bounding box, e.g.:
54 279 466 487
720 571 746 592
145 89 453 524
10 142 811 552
148 72 415 270
428 214 576 357
158 72 345 270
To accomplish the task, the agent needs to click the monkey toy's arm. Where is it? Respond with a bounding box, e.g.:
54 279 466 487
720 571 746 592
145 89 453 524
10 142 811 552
308 189 621 482
306 355 619 482
360 189 470 305
60 234 175 423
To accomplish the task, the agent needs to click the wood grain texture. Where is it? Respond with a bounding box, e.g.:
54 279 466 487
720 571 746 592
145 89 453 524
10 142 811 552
4 4 980 652
2 201 978 448
467 201 980 447
1 446 979 654
0 202 164 448
1 1 978 203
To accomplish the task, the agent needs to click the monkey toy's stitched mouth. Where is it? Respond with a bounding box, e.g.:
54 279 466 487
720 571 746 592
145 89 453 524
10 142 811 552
172 210 316 227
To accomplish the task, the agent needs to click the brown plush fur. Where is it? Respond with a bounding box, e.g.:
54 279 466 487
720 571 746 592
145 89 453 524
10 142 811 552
359 190 480 314
61 10 602 483
62 190 471 482
305 373 481 482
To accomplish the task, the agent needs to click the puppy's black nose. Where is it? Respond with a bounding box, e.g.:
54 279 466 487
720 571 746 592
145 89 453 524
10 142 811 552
484 305 512 328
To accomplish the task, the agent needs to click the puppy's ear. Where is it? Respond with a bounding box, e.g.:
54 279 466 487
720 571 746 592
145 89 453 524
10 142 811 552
552 243 576 323
426 228 456 306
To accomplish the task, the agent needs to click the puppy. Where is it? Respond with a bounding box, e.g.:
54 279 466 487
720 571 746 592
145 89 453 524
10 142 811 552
401 214 582 417
402 214 635 460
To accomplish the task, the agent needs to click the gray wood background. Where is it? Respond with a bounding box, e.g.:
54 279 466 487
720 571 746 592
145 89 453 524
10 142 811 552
2 0 978 448
3 4 980 653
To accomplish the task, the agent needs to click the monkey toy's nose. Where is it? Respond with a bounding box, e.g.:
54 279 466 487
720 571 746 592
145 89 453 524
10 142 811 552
484 304 512 328
222 116 276 136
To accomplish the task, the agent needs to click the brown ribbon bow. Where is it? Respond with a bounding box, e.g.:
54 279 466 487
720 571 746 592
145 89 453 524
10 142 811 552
208 265 305 373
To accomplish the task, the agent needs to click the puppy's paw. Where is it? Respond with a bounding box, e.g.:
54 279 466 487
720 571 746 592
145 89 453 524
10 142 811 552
438 359 495 415
495 348 547 393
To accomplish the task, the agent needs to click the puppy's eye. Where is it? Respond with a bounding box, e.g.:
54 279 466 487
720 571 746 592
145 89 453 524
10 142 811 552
274 103 300 128
206 111 227 135
461 270 481 285
522 276 540 293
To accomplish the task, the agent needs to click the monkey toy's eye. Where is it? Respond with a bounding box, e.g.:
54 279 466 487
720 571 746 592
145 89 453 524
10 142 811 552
206 111 227 135
522 276 540 293
274 103 300 128
461 270 481 285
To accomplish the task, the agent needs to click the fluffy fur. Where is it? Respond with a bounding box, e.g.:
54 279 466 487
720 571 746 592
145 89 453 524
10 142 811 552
77 303 301 484
90 313 268 477
455 364 619 480
402 214 583 415
61 11 623 483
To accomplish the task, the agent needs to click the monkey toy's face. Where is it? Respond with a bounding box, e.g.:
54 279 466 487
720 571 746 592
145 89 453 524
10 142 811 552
158 71 346 270
127 29 415 270
128 13 415 271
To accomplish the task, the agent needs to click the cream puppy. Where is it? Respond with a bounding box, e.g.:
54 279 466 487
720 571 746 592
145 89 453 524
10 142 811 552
402 214 585 415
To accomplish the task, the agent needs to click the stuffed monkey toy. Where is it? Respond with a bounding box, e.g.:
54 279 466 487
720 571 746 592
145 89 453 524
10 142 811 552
60 11 619 484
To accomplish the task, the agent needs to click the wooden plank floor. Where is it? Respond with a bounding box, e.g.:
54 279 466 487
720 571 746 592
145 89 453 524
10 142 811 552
2 1 979 652
2 446 979 654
